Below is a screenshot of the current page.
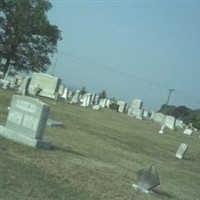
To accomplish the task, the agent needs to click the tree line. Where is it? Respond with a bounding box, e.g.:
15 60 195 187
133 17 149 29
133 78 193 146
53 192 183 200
158 104 200 130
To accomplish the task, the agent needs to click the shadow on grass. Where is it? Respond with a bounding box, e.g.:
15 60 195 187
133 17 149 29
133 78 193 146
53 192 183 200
183 157 196 162
52 145 86 157
152 189 173 199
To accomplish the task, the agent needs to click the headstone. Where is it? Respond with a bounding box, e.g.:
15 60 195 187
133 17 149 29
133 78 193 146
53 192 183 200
92 105 101 110
1 79 10 89
175 143 188 159
58 84 65 95
132 164 160 193
29 72 61 99
81 93 92 107
0 95 51 148
193 128 198 132
183 128 193 136
71 90 80 104
117 101 127 113
18 77 31 95
131 99 143 109
99 99 107 108
152 112 165 124
91 93 97 105
149 111 156 120
143 110 149 119
4 75 16 88
105 99 111 108
68 90 73 99
61 88 68 100
175 119 184 128
164 115 175 130
128 108 143 119
94 95 99 105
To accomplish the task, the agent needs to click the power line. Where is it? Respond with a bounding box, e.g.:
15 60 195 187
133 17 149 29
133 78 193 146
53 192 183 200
56 50 200 107
59 51 170 89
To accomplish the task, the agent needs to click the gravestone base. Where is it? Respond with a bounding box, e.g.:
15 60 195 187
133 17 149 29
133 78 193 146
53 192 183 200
0 125 52 149
132 184 154 194
37 91 57 100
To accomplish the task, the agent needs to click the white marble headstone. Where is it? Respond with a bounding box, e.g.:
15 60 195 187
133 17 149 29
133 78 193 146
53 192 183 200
175 143 188 159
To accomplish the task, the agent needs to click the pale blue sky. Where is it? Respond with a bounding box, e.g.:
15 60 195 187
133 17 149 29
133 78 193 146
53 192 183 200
48 0 200 111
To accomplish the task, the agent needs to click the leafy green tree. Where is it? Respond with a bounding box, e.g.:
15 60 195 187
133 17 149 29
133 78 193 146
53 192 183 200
158 104 176 115
99 90 107 99
79 86 87 95
0 0 61 76
173 105 191 119
185 109 200 129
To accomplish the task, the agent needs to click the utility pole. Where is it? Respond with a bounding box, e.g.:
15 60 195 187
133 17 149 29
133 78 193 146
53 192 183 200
163 88 175 114
159 88 175 134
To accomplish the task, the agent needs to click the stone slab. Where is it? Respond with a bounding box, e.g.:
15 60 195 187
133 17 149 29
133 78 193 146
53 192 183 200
117 101 126 113
164 115 175 130
29 73 61 99
137 164 160 190
92 105 101 110
0 126 51 149
132 184 154 194
175 143 188 159
183 128 193 136
6 95 50 139
131 99 143 109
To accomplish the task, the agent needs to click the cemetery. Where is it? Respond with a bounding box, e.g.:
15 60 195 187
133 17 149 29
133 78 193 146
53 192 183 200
0 86 200 200
0 1 199 199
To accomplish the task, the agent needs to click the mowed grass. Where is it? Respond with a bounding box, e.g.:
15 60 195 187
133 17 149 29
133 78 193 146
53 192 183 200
0 88 200 200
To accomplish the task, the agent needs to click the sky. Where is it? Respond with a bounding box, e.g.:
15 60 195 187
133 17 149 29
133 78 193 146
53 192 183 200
47 0 200 111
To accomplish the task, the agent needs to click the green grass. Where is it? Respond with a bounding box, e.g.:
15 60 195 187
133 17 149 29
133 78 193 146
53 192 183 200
0 88 200 200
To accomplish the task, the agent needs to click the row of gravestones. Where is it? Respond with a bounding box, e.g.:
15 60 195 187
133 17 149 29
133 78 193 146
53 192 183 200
0 71 164 122
0 93 192 151
1 72 197 133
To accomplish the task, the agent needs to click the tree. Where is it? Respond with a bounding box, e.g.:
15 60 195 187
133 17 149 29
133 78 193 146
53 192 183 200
0 0 61 76
79 86 87 95
158 104 176 116
173 106 191 119
185 109 200 130
99 90 107 99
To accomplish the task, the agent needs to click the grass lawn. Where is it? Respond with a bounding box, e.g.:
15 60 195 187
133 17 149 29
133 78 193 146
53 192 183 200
0 88 200 200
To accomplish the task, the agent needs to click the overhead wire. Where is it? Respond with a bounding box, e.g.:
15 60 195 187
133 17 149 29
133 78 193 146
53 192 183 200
56 50 200 107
